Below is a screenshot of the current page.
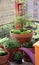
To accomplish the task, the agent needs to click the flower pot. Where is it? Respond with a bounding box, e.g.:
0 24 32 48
6 48 18 62
0 44 9 65
0 51 9 65
10 32 33 44
16 60 22 64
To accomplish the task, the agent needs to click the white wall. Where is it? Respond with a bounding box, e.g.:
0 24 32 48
28 0 39 21
0 0 16 25
28 0 33 19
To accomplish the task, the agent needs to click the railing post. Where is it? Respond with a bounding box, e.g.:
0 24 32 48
33 41 39 65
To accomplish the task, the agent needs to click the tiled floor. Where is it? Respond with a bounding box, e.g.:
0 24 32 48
9 59 33 65
9 62 33 65
4 59 33 65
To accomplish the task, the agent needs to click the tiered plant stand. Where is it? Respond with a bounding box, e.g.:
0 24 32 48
10 32 33 62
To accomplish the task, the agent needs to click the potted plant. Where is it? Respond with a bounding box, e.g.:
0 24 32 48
14 51 23 64
0 48 9 65
23 39 35 52
10 15 33 44
0 37 20 61
33 34 39 42
22 39 35 62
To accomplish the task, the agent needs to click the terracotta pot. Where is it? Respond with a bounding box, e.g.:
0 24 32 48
6 48 18 61
10 32 33 44
0 51 9 65
3 62 9 65
0 44 9 64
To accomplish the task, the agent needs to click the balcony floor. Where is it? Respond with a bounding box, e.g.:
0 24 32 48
9 61 33 65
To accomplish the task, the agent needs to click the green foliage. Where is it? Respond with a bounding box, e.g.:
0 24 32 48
16 15 27 25
0 37 20 49
18 0 26 3
23 28 27 31
0 37 9 44
0 48 6 56
11 29 32 34
23 40 35 48
11 29 21 34
33 34 39 41
0 23 13 38
16 14 33 32
14 51 23 61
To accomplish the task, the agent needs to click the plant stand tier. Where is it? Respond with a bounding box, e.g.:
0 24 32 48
10 32 33 44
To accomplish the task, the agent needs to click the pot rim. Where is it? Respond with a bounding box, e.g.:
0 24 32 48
10 31 33 35
10 32 33 38
0 51 9 57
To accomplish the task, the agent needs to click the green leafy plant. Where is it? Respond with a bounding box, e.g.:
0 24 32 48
0 23 13 38
11 29 32 34
18 0 26 3
0 48 7 56
14 51 23 64
16 15 31 31
11 29 21 34
0 37 9 44
33 34 39 42
0 37 20 49
11 14 33 35
23 40 35 48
